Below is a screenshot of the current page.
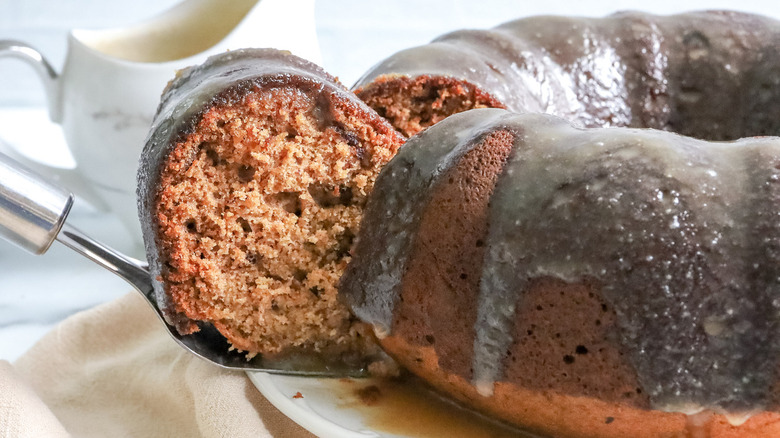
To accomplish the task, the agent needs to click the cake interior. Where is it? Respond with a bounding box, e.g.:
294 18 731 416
154 84 397 358
357 62 780 141
355 75 505 138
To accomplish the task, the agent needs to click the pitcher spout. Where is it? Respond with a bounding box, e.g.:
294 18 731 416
71 0 321 65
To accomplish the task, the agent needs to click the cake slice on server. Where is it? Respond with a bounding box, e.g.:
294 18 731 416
137 48 404 366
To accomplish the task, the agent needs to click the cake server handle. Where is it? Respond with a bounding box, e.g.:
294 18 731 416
0 151 371 376
0 150 73 255
0 151 149 277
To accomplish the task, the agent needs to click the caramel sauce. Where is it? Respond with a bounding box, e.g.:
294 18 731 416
327 374 541 438
83 0 258 62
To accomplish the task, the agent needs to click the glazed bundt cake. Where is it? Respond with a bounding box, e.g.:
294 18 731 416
341 10 780 437
137 48 404 359
340 108 780 438
136 9 780 437
354 10 780 139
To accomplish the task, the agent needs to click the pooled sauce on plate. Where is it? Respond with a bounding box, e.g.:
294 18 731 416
332 374 539 437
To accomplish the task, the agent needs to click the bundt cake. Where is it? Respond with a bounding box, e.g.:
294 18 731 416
345 12 780 435
137 48 404 360
135 9 780 437
340 108 780 437
354 10 780 139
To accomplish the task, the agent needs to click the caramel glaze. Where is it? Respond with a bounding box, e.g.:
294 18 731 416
354 11 780 140
340 109 780 437
333 374 531 438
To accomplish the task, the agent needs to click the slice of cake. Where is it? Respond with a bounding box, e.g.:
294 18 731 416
137 48 404 361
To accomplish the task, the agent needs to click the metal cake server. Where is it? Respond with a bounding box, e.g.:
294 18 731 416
0 151 369 377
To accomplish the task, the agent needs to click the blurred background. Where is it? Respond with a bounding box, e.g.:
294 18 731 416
0 0 778 361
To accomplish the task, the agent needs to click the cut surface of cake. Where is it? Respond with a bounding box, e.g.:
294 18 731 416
137 48 404 360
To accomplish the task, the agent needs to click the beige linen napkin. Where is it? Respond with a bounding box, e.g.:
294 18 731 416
5 292 316 438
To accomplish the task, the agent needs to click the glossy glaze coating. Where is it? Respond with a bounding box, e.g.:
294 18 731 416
339 109 506 338
355 11 780 141
341 108 780 417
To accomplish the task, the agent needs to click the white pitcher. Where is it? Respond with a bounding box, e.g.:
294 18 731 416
0 0 321 252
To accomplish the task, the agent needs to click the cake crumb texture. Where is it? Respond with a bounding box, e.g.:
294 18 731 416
154 84 399 356
356 75 505 137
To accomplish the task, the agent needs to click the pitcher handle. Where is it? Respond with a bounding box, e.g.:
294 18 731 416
0 40 109 210
0 40 61 122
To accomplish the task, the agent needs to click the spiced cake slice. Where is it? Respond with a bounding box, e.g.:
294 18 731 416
137 49 404 361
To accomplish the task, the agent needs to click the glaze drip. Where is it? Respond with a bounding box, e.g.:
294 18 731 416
340 109 506 334
473 111 780 412
342 108 780 414
343 10 780 435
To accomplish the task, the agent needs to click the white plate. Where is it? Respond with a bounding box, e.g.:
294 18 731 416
247 372 538 438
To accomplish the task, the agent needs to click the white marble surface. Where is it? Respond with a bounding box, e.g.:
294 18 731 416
2 0 780 364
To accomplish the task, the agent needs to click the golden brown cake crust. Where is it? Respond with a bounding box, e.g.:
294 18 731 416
391 130 514 378
381 335 780 438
